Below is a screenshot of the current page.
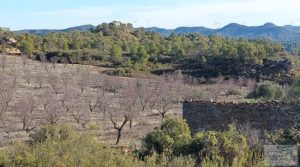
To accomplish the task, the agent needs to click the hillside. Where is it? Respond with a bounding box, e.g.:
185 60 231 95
145 23 300 42
15 23 300 43
1 22 299 83
15 25 95 35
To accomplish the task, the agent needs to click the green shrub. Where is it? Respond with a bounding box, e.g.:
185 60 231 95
285 80 300 101
265 128 300 145
0 126 144 167
189 125 250 166
0 122 277 167
142 117 191 156
248 81 283 100
141 118 262 166
29 125 73 144
0 125 198 167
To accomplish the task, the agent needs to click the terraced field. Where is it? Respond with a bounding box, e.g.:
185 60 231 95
0 54 252 147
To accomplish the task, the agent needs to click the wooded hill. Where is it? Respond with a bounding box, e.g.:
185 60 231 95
1 22 299 83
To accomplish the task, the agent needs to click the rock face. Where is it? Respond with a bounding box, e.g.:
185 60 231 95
5 47 21 55
183 101 296 134
1 37 21 55
4 37 17 45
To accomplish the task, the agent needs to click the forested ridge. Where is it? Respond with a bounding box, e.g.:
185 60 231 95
0 21 299 82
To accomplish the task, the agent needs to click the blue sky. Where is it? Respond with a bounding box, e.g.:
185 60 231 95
1 0 300 30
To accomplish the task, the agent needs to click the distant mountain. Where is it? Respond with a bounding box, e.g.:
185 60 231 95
15 25 95 35
145 23 300 42
15 23 300 43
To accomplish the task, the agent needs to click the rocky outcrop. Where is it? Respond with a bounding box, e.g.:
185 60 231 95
1 37 21 55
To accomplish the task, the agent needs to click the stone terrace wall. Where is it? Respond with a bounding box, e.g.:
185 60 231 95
183 101 296 134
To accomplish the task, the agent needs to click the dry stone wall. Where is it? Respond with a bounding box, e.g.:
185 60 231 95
183 101 296 134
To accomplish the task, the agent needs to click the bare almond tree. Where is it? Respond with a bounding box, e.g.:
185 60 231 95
101 76 123 95
23 69 31 85
75 64 82 75
135 79 153 112
61 57 68 68
50 57 58 69
47 72 61 95
78 70 90 93
180 86 203 102
0 100 5 121
11 73 17 89
109 94 138 145
90 73 104 91
0 54 7 71
21 54 27 68
41 93 60 125
97 91 111 119
39 54 47 66
109 107 129 145
156 85 175 119
9 56 17 72
70 101 91 129
16 94 37 133
0 81 16 120
35 73 45 89
61 72 73 91
61 87 79 112
85 92 101 113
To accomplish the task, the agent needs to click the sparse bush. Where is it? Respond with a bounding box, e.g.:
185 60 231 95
285 80 300 101
29 125 73 143
111 67 133 77
265 128 300 145
226 88 243 96
248 81 283 100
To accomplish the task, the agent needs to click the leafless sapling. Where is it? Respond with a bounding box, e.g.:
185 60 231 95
78 70 90 93
47 72 61 95
50 57 58 69
134 79 153 112
85 91 102 113
156 84 175 120
0 54 7 71
23 69 31 85
70 101 91 129
41 93 60 125
97 91 111 119
16 94 37 133
21 54 27 68
0 81 16 120
35 73 45 89
61 87 79 113
61 72 73 91
101 76 123 95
